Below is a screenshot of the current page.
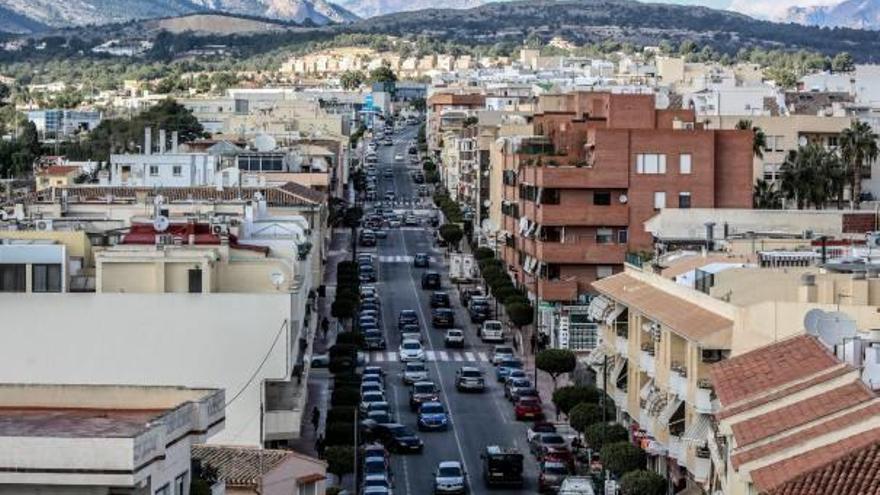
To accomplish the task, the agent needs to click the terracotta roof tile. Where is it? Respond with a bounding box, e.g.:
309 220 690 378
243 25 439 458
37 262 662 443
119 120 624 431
731 381 872 447
45 183 323 207
710 335 838 406
753 428 880 493
39 165 80 176
192 444 324 487
592 274 732 347
767 440 880 495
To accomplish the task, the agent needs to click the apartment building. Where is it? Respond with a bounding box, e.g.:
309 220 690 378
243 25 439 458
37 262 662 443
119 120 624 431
27 109 102 137
426 91 485 153
35 165 81 191
110 128 222 188
587 253 880 493
499 91 753 305
0 384 224 495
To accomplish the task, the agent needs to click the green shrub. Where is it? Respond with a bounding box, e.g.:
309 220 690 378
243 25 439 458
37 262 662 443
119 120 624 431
330 387 360 407
619 470 666 495
327 406 357 424
583 422 629 452
335 332 365 347
569 402 616 434
601 441 647 477
324 422 355 446
474 247 495 260
552 385 601 415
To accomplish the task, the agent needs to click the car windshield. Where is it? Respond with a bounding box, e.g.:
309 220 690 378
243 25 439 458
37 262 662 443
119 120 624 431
486 322 503 330
502 361 523 369
448 330 463 337
542 434 566 445
403 325 420 332
421 404 444 414
391 426 414 437
364 330 382 338
461 369 481 378
495 347 514 354
406 363 426 372
403 342 421 350
438 466 461 477
364 478 389 487
364 461 385 473
364 393 384 401
414 383 435 393
519 398 539 406
512 379 531 387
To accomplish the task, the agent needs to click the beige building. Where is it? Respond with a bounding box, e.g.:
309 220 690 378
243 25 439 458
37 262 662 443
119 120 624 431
587 253 880 493
35 165 81 192
193 444 326 495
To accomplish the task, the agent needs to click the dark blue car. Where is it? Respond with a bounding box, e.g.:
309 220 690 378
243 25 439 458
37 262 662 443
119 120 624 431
417 401 449 431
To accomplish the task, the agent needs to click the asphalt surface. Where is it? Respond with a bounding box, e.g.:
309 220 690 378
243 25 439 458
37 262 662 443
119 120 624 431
360 125 541 494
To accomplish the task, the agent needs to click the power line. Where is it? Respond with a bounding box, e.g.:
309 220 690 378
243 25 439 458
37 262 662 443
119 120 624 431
226 319 287 408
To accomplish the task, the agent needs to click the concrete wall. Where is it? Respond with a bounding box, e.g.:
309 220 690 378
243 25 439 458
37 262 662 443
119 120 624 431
0 293 292 446
263 455 327 495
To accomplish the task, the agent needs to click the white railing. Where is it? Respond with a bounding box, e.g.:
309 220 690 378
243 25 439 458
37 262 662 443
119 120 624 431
668 435 683 461
670 371 688 400
640 350 656 377
615 335 628 355
695 387 715 414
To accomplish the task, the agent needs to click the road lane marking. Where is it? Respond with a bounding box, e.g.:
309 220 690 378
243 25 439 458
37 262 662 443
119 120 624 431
478 352 488 362
452 353 463 362
439 351 449 361
465 352 475 361
425 350 436 361
386 351 398 362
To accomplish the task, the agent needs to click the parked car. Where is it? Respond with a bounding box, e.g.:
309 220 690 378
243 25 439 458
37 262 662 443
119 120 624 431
505 369 528 385
538 461 570 493
360 391 387 414
515 397 545 421
402 362 429 384
511 387 539 403
480 320 505 343
455 367 485 392
504 378 533 401
430 292 451 308
421 272 442 290
359 230 377 247
496 359 525 383
433 461 466 494
432 308 455 328
398 339 425 362
363 456 390 478
400 323 423 343
444 329 465 348
414 252 430 268
364 329 386 350
417 401 449 431
409 381 440 411
529 433 571 462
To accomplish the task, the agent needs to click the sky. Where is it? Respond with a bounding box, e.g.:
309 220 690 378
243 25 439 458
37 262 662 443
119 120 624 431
640 0 844 19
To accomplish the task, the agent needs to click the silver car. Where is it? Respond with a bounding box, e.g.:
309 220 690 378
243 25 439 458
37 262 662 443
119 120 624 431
434 460 466 494
402 361 429 384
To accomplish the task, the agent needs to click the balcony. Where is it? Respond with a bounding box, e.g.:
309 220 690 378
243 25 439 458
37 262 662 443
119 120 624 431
640 343 656 377
615 334 628 356
692 446 711 482
521 237 627 264
668 435 683 462
524 202 629 227
669 364 688 400
538 278 578 302
695 380 716 414
264 379 306 443
519 163 628 189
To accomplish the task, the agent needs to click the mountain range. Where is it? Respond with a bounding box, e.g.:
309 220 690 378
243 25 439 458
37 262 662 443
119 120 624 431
784 0 880 30
0 0 358 32
332 0 486 18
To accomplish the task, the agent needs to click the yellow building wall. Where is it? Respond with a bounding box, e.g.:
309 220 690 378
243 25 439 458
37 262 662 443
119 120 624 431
0 230 92 267
100 263 159 293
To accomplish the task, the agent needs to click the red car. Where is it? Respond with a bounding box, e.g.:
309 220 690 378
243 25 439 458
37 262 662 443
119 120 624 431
514 397 544 421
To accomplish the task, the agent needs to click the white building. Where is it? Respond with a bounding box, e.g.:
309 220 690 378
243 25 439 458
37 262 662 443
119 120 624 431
110 128 221 187
0 383 224 495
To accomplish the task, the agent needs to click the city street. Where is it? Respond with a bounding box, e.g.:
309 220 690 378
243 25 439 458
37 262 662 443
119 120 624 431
359 125 542 494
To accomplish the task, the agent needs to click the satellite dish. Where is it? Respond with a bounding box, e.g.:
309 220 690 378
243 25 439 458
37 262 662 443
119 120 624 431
816 311 858 346
270 271 286 288
804 308 824 336
253 134 277 153
619 194 628 204
798 136 808 147
153 215 170 232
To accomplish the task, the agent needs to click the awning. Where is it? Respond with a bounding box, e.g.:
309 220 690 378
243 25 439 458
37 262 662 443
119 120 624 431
587 345 609 366
682 413 712 445
611 356 627 382
647 391 668 417
658 398 684 424
588 295 612 322
605 304 626 325
639 379 655 400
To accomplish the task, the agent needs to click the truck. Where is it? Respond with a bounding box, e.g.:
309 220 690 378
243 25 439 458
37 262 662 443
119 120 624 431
481 445 524 487
449 253 476 282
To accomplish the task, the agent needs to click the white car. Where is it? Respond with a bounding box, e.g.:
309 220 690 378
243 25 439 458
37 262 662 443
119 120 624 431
491 345 515 365
394 153 404 161
402 361 429 384
434 460 466 494
399 339 426 362
480 320 505 343
444 329 465 348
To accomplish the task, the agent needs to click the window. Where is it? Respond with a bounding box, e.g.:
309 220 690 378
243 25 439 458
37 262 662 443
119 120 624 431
679 154 692 174
597 266 614 279
149 165 159 176
769 135 785 152
188 268 203 293
617 229 628 244
155 485 170 495
596 228 613 244
174 472 187 495
0 264 26 292
654 192 667 210
299 482 318 495
32 264 62 292
540 226 563 243
593 191 611 206
540 188 560 205
636 154 666 174
827 135 839 148
679 192 692 209
172 166 182 177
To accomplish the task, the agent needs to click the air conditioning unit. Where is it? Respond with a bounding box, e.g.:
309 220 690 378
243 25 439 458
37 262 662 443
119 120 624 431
212 224 229 235
35 219 53 231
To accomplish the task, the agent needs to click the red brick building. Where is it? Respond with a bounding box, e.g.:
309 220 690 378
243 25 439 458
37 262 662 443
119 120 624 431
500 92 753 302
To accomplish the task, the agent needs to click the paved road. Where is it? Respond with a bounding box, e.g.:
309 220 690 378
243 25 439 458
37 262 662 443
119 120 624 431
361 126 541 494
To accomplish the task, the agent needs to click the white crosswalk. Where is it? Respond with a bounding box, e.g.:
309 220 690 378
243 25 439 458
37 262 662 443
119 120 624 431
367 351 490 363
378 255 438 263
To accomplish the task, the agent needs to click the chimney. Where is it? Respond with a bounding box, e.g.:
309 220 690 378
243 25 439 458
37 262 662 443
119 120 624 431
172 131 179 153
144 127 152 155
159 129 166 154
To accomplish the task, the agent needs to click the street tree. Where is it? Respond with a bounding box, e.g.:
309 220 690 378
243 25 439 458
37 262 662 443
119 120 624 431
569 402 614 434
552 385 600 415
536 348 577 390
324 446 355 482
583 422 629 451
439 224 464 250
619 470 666 495
506 302 534 329
600 441 646 477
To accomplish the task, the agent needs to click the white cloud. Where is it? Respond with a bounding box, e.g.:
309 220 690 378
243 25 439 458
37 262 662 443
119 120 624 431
727 0 843 19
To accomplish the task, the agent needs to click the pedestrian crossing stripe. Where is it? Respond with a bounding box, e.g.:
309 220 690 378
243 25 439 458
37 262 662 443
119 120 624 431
367 351 491 363
378 255 437 263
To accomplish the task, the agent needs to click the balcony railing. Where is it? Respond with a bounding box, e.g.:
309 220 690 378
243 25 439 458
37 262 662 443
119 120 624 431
693 446 711 482
640 345 656 377
695 384 716 414
523 202 628 227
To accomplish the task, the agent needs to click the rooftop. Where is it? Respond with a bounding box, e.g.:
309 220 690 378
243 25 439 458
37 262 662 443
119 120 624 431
192 444 325 487
0 408 162 438
768 440 880 495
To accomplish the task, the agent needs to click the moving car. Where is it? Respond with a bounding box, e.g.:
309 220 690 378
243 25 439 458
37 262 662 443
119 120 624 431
432 308 455 329
375 423 424 453
468 298 491 323
404 214 419 226
481 320 505 343
433 460 466 494
481 446 524 487
514 397 544 421
398 339 426 362
413 252 430 268
430 292 451 308
402 362 429 385
359 230 377 247
398 310 419 330
417 401 449 431
444 329 465 348
421 272 442 290
400 323 422 343
394 153 404 161
491 345 515 365
538 461 570 493
409 381 439 411
455 367 485 392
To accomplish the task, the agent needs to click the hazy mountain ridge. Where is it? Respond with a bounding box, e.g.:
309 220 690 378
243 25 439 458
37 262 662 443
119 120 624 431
332 0 486 18
784 0 880 30
0 0 358 33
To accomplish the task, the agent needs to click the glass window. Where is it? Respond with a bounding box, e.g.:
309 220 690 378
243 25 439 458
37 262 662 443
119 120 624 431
172 166 182 177
540 188 560 205
617 229 628 244
654 192 666 210
679 154 692 174
149 165 159 176
0 264 26 292
679 192 692 209
174 472 187 495
32 264 62 293
155 485 170 495
593 191 611 205
636 154 666 174
597 266 614 279
596 228 613 244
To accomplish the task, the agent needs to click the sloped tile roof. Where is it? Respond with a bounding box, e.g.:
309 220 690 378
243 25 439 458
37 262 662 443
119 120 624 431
192 445 296 487
711 335 839 407
591 273 732 348
767 440 880 495
45 182 323 207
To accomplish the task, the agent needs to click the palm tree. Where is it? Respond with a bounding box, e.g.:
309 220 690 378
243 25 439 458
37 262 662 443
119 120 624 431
736 119 767 159
780 144 837 209
753 179 781 209
840 120 879 209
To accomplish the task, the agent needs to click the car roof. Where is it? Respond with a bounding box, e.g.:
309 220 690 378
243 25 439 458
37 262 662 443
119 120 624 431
459 366 481 372
413 381 435 387
438 460 462 469
400 309 417 315
401 338 421 345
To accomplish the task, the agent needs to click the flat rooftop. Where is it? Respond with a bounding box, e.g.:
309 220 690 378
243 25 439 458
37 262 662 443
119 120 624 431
0 408 164 438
